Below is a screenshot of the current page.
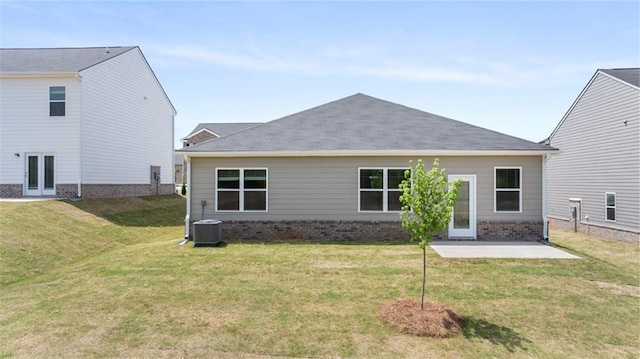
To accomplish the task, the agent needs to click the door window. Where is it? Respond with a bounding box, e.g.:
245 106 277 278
448 175 476 238
44 156 54 190
28 156 39 190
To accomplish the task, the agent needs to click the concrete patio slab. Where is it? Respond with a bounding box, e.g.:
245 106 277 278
430 241 580 259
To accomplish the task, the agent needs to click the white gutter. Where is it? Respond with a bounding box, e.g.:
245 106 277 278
184 154 191 239
175 149 559 158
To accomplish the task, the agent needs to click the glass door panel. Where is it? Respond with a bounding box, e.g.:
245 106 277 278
28 156 39 190
453 181 470 229
448 175 476 238
26 154 40 196
43 155 55 195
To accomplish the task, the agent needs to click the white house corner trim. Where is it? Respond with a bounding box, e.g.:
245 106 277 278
542 153 549 240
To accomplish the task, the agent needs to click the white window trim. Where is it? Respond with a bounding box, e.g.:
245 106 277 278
605 192 616 222
358 167 408 213
215 168 268 212
49 86 66 117
494 166 522 213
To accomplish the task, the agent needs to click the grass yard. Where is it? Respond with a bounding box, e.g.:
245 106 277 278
0 197 638 358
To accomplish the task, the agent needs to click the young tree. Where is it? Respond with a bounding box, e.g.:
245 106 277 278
399 159 461 310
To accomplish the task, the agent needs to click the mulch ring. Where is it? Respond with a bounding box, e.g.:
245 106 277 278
378 298 465 337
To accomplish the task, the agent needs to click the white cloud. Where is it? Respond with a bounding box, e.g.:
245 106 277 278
148 44 505 85
148 43 637 88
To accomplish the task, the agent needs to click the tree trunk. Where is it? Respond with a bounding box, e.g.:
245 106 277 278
421 245 426 310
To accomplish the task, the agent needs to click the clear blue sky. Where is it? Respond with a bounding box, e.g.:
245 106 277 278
2 1 638 148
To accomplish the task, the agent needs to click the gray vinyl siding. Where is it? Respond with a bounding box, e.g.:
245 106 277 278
189 155 542 222
547 73 640 233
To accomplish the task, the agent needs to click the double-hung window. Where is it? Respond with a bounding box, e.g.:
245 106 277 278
605 192 616 221
49 86 65 116
359 168 407 212
216 168 267 212
495 167 521 212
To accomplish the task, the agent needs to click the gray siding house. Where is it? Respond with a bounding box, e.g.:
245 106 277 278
177 94 557 242
544 68 640 243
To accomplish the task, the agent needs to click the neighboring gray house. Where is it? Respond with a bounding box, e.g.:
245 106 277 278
544 68 640 243
0 46 176 198
181 122 262 147
176 122 262 184
176 94 557 242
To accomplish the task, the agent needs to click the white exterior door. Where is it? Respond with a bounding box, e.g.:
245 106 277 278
25 153 55 196
448 175 476 238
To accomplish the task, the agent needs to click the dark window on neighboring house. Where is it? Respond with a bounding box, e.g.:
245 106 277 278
495 167 521 212
49 86 65 116
605 192 616 221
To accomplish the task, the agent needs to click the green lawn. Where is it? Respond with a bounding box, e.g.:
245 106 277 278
0 197 638 358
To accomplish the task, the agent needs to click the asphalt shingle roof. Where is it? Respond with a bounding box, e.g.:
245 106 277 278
0 46 136 72
180 94 554 153
600 68 640 88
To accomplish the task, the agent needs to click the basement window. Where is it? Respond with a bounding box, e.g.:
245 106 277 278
605 192 616 222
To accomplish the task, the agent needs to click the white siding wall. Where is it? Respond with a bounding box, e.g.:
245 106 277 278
189 155 543 222
80 48 174 185
547 73 640 233
0 76 81 185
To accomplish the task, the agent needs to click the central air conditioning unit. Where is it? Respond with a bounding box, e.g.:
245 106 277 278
192 219 223 246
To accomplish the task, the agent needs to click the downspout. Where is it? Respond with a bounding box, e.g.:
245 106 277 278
184 154 191 240
76 72 83 198
541 153 550 244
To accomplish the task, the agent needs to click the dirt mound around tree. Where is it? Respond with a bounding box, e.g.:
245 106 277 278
378 298 465 337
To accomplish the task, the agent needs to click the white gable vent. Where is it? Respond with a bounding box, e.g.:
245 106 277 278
193 219 223 246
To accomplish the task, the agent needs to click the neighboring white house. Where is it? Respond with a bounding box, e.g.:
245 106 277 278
0 46 176 198
177 94 557 242
544 68 639 243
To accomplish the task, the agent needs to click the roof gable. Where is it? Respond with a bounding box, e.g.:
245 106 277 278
599 68 640 88
1 46 176 114
182 94 553 154
0 46 137 73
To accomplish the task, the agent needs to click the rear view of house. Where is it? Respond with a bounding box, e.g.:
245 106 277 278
545 68 640 243
178 94 557 242
0 46 176 198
